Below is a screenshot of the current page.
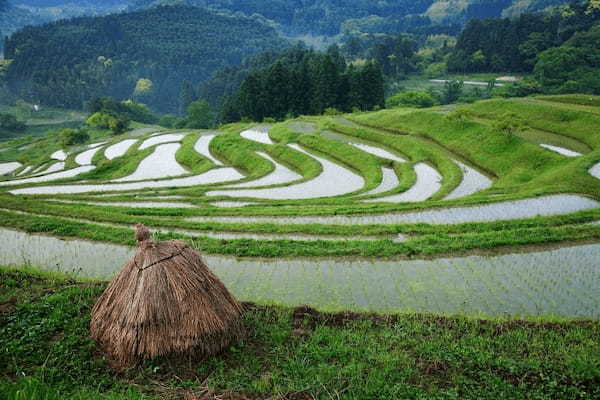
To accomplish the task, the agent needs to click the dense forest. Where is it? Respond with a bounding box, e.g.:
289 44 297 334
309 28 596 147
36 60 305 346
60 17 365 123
130 0 572 36
220 47 385 123
448 0 600 73
446 0 600 92
3 5 286 112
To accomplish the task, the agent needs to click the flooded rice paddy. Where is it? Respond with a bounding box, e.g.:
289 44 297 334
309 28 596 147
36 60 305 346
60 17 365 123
205 144 364 200
590 162 600 179
287 121 317 133
444 161 493 200
1 165 95 187
218 152 301 189
1 228 598 317
0 162 22 175
40 162 65 174
138 133 186 150
365 163 441 203
75 147 102 166
240 127 273 145
104 139 138 160
113 143 187 182
363 167 399 196
539 144 582 157
50 150 67 161
190 195 599 225
194 134 223 165
10 167 246 195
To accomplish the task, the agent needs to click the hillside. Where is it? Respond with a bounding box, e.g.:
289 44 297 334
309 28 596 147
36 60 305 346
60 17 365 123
0 0 128 39
1 94 600 397
3 5 287 113
130 0 572 36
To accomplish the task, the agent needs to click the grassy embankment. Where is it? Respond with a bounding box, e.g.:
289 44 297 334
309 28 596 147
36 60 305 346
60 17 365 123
1 266 598 399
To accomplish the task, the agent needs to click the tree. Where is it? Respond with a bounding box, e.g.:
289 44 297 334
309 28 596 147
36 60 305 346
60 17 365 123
387 90 436 108
86 112 130 135
0 113 26 133
441 80 464 104
179 81 196 116
59 128 89 147
133 78 154 101
185 100 214 129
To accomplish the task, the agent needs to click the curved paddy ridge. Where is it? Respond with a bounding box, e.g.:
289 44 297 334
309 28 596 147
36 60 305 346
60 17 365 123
364 163 441 203
211 152 301 190
206 144 364 200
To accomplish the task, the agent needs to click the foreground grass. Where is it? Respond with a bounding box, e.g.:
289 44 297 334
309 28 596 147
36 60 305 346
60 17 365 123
1 266 599 399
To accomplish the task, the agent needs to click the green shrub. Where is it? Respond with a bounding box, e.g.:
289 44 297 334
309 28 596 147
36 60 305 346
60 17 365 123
59 128 89 147
86 112 129 136
0 112 26 133
158 114 178 128
387 90 436 108
323 107 342 116
424 62 447 78
492 112 525 135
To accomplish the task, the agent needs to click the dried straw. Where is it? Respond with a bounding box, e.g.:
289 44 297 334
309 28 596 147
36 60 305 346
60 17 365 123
91 225 243 370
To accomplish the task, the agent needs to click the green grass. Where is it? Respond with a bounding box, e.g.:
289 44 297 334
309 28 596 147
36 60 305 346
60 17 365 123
536 94 600 108
3 204 600 259
1 267 598 399
175 131 215 174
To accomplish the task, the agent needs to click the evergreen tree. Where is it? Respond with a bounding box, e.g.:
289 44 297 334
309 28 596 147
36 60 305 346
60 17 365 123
179 81 196 116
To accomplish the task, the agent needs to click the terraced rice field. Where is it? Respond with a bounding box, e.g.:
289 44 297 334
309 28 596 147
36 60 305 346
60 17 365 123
1 95 600 318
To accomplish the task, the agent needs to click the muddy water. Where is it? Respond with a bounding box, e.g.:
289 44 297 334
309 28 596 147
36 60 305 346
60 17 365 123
1 228 598 317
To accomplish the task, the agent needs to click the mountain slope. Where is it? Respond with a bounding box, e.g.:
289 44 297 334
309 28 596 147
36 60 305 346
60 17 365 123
130 0 572 35
3 5 287 112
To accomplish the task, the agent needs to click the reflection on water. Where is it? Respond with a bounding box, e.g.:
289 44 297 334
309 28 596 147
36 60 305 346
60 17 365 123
1 228 598 318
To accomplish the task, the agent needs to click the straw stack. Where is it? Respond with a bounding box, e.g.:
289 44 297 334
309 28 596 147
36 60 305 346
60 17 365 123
91 225 243 369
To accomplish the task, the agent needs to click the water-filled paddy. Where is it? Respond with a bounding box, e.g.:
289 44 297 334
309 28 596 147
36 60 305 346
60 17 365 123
206 144 364 200
1 165 95 187
9 167 245 195
365 163 441 203
104 139 138 160
218 152 301 188
190 195 599 225
40 162 65 174
363 167 399 196
113 143 187 182
1 228 597 317
50 150 67 160
590 162 600 179
193 134 222 166
138 133 186 150
75 147 102 166
539 144 582 157
240 127 273 145
0 162 22 175
444 161 493 200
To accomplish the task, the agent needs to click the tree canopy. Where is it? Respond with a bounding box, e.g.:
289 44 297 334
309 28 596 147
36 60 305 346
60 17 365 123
3 5 286 113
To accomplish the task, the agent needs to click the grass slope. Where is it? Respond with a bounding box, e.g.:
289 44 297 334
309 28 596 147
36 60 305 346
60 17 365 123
1 267 599 399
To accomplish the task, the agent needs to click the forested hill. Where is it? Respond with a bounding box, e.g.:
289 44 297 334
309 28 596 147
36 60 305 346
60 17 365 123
130 0 572 36
3 5 287 113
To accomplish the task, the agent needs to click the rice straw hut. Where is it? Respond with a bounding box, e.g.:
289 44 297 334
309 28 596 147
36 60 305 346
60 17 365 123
91 225 244 370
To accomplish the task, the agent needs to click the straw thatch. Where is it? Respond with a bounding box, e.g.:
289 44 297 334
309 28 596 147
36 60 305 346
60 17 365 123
91 224 244 370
